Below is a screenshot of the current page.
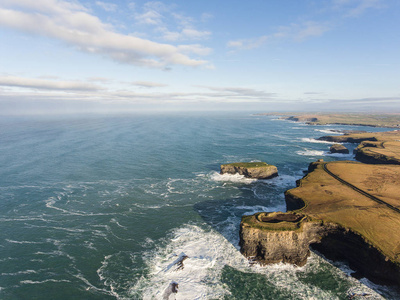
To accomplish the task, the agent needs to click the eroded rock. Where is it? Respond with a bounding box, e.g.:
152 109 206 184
330 144 349 154
220 162 278 179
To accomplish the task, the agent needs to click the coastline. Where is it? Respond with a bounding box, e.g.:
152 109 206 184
257 112 400 128
240 117 400 287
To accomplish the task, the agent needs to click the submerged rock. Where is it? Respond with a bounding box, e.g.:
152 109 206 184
330 144 349 154
220 162 278 179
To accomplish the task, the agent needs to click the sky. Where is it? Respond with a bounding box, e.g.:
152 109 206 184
0 0 399 114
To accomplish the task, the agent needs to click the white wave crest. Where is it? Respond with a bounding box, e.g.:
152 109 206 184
129 224 382 300
300 138 337 144
296 150 325 156
314 129 342 134
209 171 258 184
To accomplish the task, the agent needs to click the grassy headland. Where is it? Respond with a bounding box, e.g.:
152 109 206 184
259 112 400 128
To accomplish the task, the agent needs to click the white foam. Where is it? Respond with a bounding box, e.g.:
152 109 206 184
129 224 383 299
5 239 43 245
20 279 71 285
209 171 258 184
236 204 286 216
1 270 38 276
314 129 342 135
132 225 246 299
296 150 325 156
326 152 354 159
262 174 298 187
300 138 337 144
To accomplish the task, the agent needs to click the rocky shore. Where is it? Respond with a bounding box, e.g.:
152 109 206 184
239 130 400 286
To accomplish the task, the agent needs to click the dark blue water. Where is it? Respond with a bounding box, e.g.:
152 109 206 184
0 113 396 299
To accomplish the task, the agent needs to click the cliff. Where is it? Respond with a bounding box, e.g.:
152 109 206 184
318 130 400 164
220 162 278 179
240 160 400 285
330 144 349 154
240 212 326 267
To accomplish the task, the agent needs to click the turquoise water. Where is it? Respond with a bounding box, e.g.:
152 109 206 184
0 113 397 299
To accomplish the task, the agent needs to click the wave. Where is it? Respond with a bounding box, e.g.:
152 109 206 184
20 279 71 285
314 129 342 135
296 150 354 159
129 224 382 300
300 138 338 144
296 150 325 156
209 171 258 184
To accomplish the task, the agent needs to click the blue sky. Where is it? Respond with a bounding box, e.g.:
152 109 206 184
0 0 399 114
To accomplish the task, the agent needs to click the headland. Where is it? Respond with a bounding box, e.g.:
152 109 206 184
240 125 400 286
258 112 400 128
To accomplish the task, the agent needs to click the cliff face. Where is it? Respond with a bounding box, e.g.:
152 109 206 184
330 144 349 154
240 160 400 286
220 162 278 179
354 141 400 165
240 213 326 267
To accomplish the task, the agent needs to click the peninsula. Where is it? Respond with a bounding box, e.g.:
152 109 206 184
240 130 400 285
259 112 400 128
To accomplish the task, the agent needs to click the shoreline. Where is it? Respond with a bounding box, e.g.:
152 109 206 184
239 120 400 287
256 112 400 128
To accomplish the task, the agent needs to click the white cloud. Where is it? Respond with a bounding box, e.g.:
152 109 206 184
0 0 208 68
227 21 330 51
131 81 168 88
227 36 269 50
332 0 384 17
278 21 331 41
0 76 102 91
178 44 212 56
95 1 117 12
134 2 211 42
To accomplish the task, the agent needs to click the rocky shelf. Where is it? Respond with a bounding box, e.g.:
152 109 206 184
239 130 400 286
220 162 278 179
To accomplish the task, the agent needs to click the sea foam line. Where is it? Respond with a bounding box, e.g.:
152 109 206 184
129 224 382 300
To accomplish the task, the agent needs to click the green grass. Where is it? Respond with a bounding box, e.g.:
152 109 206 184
222 162 270 168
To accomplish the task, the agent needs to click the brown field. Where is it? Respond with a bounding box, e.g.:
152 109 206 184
286 160 400 263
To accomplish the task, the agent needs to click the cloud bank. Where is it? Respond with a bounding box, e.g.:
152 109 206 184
0 0 209 68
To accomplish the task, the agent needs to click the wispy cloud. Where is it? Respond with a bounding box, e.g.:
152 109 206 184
227 21 330 51
95 1 117 12
131 81 168 88
0 0 209 68
332 0 384 17
134 1 211 42
0 76 102 91
227 36 269 50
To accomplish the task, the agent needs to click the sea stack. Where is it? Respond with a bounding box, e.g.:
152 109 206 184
220 162 278 179
330 144 349 154
239 212 322 266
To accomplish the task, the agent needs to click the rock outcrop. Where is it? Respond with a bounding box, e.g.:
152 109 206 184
354 141 400 165
220 162 278 179
240 212 325 266
330 144 349 154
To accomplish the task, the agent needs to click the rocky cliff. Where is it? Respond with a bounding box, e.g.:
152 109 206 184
240 159 400 285
330 144 349 154
220 162 278 179
240 212 326 266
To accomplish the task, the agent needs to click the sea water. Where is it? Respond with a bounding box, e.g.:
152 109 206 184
0 113 398 299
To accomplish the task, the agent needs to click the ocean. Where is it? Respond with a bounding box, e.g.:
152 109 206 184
0 113 397 299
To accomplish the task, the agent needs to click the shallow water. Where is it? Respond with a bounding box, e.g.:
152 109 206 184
0 113 397 299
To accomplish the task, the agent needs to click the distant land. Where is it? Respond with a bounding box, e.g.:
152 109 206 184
258 112 400 128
